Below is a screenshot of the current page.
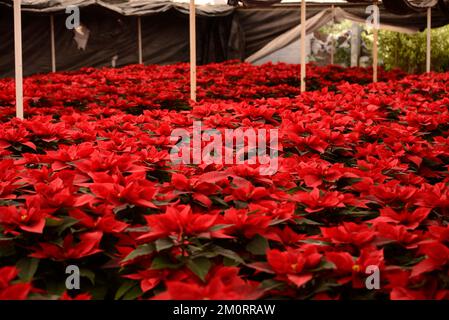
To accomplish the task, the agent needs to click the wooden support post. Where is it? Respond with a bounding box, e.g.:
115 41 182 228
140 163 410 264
50 14 56 72
426 7 431 73
14 0 23 119
138 16 143 64
300 0 306 92
189 0 197 102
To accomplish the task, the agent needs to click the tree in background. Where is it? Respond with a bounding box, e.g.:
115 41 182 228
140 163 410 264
376 25 449 73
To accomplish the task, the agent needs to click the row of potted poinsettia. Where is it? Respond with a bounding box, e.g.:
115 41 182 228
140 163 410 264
0 62 449 300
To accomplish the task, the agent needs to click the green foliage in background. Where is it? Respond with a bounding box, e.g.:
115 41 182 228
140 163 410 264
316 20 449 73
374 25 449 73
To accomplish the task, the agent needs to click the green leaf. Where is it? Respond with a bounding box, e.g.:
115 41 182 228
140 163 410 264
209 224 233 232
114 280 136 300
113 204 134 214
0 243 16 257
80 268 96 285
122 284 143 300
122 243 155 263
213 246 244 264
45 218 63 227
155 238 174 252
125 226 149 233
152 200 171 206
295 217 322 225
246 235 269 256
187 257 211 282
210 196 230 207
261 279 284 291
17 258 39 282
49 217 79 235
223 257 240 267
234 200 248 209
151 256 181 270
300 239 332 246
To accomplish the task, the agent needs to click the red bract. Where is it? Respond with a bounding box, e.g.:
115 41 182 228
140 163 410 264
0 159 20 199
321 222 376 247
266 246 322 288
59 291 92 300
0 196 53 234
69 209 128 234
125 269 168 293
372 207 431 230
221 207 272 239
0 266 32 300
154 266 262 300
30 231 103 260
292 188 345 213
89 172 158 209
139 205 228 242
411 242 449 278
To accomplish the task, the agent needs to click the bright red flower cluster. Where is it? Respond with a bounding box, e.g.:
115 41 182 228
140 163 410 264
1 61 449 300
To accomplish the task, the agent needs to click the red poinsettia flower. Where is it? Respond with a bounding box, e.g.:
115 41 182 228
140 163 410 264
171 172 224 208
221 207 272 239
0 196 54 234
321 222 376 247
266 245 322 288
292 188 345 213
124 269 169 293
0 159 21 199
0 266 33 300
69 208 128 234
30 231 103 260
372 206 431 230
327 247 384 288
224 177 271 203
139 205 229 242
154 266 262 300
89 172 158 209
411 241 449 278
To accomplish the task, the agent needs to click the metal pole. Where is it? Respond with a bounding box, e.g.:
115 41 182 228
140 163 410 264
14 0 23 119
426 7 431 73
138 16 143 64
300 0 306 92
50 14 56 72
189 0 197 102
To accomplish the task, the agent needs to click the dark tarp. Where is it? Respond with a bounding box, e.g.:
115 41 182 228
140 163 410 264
1 1 449 78
0 0 234 16
0 5 237 77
